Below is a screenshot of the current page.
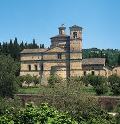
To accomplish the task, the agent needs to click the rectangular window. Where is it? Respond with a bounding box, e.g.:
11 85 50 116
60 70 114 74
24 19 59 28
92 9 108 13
84 71 86 76
34 65 37 71
57 53 62 59
92 71 95 75
41 64 43 71
28 65 31 71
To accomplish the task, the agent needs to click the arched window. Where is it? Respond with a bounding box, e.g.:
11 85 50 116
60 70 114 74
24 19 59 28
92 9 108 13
73 32 77 39
115 69 117 74
57 53 62 59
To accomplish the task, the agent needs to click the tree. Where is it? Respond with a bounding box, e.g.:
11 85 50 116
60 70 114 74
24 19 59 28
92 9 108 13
108 75 120 95
81 75 108 95
118 54 120 66
13 37 20 60
105 53 109 65
24 74 33 87
48 75 62 88
0 103 78 124
20 41 25 51
0 55 19 98
32 39 39 48
16 76 25 87
33 76 40 86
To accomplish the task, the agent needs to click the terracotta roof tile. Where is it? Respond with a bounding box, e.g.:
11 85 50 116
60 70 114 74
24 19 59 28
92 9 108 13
82 58 105 65
20 48 48 54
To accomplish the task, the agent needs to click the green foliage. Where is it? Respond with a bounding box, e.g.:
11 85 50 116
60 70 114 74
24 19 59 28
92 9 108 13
48 75 63 88
118 54 120 66
24 74 33 87
92 76 108 95
16 75 25 87
17 75 40 87
33 76 40 86
0 55 19 98
81 75 108 95
0 38 40 61
0 97 22 115
0 74 117 124
0 103 77 124
83 48 120 67
108 75 120 95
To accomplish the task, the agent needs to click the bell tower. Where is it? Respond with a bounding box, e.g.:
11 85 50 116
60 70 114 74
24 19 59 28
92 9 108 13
69 25 83 77
58 24 66 35
69 25 82 52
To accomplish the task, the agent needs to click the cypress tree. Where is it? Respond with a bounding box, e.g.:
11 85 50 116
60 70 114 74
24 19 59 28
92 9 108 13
118 54 120 66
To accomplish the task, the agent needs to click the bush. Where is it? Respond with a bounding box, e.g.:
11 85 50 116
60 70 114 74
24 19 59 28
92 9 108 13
108 75 120 95
0 103 77 124
0 55 19 98
24 74 33 87
16 76 25 87
0 97 22 115
33 76 40 86
48 74 63 88
93 76 108 95
81 75 108 95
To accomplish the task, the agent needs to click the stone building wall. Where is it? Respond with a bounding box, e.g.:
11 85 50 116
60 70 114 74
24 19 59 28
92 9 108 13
20 25 120 82
112 66 120 76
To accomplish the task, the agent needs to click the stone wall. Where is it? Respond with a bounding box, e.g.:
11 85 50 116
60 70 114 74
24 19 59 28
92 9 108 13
16 94 120 111
112 66 120 76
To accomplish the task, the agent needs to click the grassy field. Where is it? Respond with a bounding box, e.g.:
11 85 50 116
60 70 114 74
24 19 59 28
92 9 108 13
18 85 96 95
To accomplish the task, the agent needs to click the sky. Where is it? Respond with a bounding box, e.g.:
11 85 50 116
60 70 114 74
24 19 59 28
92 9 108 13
0 0 120 49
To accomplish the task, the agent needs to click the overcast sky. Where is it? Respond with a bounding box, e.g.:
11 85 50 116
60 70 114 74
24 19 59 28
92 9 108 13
0 0 120 49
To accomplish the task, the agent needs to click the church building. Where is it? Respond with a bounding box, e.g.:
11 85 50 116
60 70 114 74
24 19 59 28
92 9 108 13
20 25 116 83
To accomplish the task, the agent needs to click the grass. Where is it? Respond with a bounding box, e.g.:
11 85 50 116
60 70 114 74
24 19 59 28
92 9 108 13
18 85 96 95
80 86 96 95
18 86 53 94
18 87 42 94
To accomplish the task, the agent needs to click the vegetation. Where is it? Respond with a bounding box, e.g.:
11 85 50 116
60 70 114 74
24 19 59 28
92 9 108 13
82 75 108 95
0 55 19 98
0 78 117 124
0 39 120 67
0 102 117 124
48 74 63 88
118 54 120 66
0 39 120 123
0 38 44 61
83 48 120 67
18 74 120 96
0 103 77 124
18 85 95 95
108 75 120 95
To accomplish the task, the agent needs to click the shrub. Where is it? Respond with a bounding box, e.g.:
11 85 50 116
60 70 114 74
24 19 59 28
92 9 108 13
16 76 25 87
0 103 78 124
33 76 40 86
0 55 19 98
81 75 108 95
24 74 33 87
93 76 108 95
48 74 63 88
108 75 120 95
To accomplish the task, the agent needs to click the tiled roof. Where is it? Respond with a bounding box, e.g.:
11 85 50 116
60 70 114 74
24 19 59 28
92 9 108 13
82 58 106 65
69 25 83 30
45 46 65 53
51 34 69 39
20 48 48 54
71 25 81 28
